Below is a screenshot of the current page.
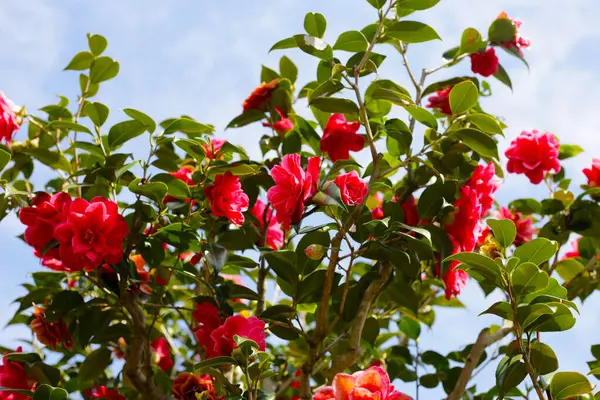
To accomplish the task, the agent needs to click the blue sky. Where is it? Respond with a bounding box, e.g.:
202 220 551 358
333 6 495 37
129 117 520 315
1 0 600 397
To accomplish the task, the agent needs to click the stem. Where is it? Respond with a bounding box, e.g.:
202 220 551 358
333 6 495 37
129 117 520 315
72 78 90 197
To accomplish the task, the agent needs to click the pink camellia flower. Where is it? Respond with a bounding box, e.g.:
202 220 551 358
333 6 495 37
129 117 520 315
151 338 173 373
267 154 315 230
210 315 266 358
0 91 20 145
320 114 365 162
0 347 36 400
53 197 129 272
494 207 535 246
497 12 531 55
426 87 452 115
467 162 501 217
470 48 499 77
88 386 126 400
251 199 285 250
371 192 385 220
583 158 600 187
505 130 561 184
562 238 581 260
333 171 368 206
192 302 222 359
204 171 249 226
263 107 294 137
313 366 411 400
164 166 195 204
203 138 227 160
19 192 72 254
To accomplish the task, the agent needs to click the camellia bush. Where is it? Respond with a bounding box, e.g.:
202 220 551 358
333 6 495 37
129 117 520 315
2 1 600 399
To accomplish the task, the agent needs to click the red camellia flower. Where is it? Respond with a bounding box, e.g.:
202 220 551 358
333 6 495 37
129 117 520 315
583 158 600 187
210 315 266 357
470 48 499 77
30 306 73 350
497 12 531 55
151 338 173 373
494 207 535 246
401 196 419 226
54 197 129 272
445 186 484 253
426 87 452 115
88 386 125 400
505 130 561 184
263 107 294 137
164 166 196 204
251 199 285 250
333 171 368 206
467 162 501 216
0 91 20 145
320 114 365 162
242 79 279 112
172 373 218 400
307 156 321 196
371 192 385 220
192 302 222 359
34 248 64 271
204 171 249 226
313 366 411 400
267 154 315 230
563 238 581 260
0 347 36 400
204 138 227 160
443 264 469 300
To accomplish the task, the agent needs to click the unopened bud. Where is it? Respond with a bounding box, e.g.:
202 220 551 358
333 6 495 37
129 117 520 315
304 244 326 260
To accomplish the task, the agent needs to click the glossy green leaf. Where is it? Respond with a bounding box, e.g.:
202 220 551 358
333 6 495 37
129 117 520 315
370 88 413 106
444 252 503 286
518 303 554 329
459 27 486 54
195 356 238 371
529 341 559 375
83 102 110 127
87 33 108 56
279 56 298 83
304 12 327 38
513 237 558 266
511 262 549 301
493 64 512 90
396 0 440 10
227 110 266 129
531 303 576 332
24 149 71 172
294 35 334 61
479 301 512 320
309 97 359 115
386 21 441 43
108 120 146 149
449 80 479 114
64 51 94 71
488 18 517 45
163 118 214 135
263 250 298 285
405 106 437 129
467 113 503 135
550 372 592 399
487 218 517 248
46 121 92 135
558 144 584 160
90 56 120 84
333 30 368 52
508 198 542 214
123 108 156 133
454 128 499 159
269 37 298 52
366 0 387 8
129 178 168 203
496 355 527 397
0 144 11 171
398 317 421 339
79 347 112 382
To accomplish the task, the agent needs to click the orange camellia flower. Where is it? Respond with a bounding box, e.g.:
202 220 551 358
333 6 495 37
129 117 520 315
313 366 412 400
172 372 219 400
242 79 279 112
30 306 73 350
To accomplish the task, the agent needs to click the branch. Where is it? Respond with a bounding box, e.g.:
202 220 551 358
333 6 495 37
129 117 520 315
447 325 513 400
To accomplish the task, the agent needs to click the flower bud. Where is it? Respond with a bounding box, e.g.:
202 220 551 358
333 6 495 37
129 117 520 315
304 244 326 260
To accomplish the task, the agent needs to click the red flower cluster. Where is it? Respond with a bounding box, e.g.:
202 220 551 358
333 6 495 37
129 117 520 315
426 87 452 115
263 107 294 137
172 373 219 400
470 48 499 77
494 207 535 246
192 302 266 359
497 12 531 55
313 366 411 400
86 386 125 400
164 166 196 204
371 193 419 226
505 130 561 184
0 91 19 145
30 306 73 350
204 138 227 160
321 114 365 162
334 171 367 206
584 158 600 187
204 171 249 226
267 154 320 230
242 79 279 112
251 199 285 250
0 347 36 400
151 338 174 373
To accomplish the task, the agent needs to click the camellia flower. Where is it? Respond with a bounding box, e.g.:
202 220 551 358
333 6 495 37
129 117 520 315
204 171 250 226
307 156 321 196
242 79 279 112
251 199 285 250
88 386 126 400
151 338 173 373
192 302 222 359
267 154 315 230
263 107 294 137
34 248 64 271
470 48 499 77
445 186 483 253
494 207 535 246
0 347 36 400
497 12 531 55
164 166 195 204
505 130 561 184
333 171 368 206
563 238 581 260
54 197 129 272
583 158 600 187
467 162 501 216
172 373 218 400
313 366 411 400
426 87 452 115
371 193 385 220
30 306 73 350
320 114 365 162
0 91 20 145
210 315 266 357
402 196 419 226
203 138 227 160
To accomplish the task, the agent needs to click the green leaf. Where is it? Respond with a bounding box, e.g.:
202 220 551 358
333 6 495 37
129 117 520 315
459 27 486 54
90 57 120 84
174 138 206 162
454 128 499 159
261 65 279 83
404 106 437 129
227 283 260 301
333 30 368 52
64 51 94 71
509 198 542 214
87 33 108 56
556 258 585 282
129 177 168 203
263 251 298 285
269 37 298 52
79 347 112 383
163 118 214 136
422 76 479 97
496 355 527 396
386 21 441 43
28 362 61 386
123 108 156 133
387 277 419 317
46 120 92 135
227 109 266 129
309 97 359 115
513 238 558 267
294 35 333 61
487 218 517 248
279 56 298 83
0 144 11 171
488 18 517 45
479 301 512 320
529 342 559 375
152 173 191 199
83 102 110 127
3 352 42 364
396 0 440 10
108 120 147 149
449 81 479 114
558 144 584 160
195 356 238 371
398 317 421 339
550 372 592 399
418 181 456 220
24 149 71 172
518 303 554 330
493 64 512 90
511 262 549 302
530 303 576 332
467 113 503 135
369 88 413 106
304 12 327 38
444 252 503 286
367 0 387 8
